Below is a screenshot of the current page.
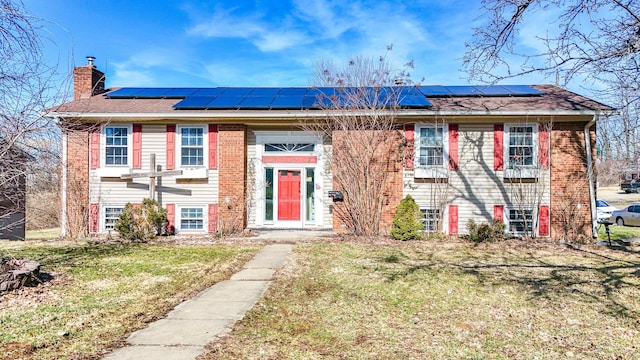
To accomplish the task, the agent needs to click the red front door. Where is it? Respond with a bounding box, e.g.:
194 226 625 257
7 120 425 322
278 170 301 221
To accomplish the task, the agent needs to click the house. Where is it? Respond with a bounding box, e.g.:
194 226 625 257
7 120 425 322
49 58 613 239
0 140 30 240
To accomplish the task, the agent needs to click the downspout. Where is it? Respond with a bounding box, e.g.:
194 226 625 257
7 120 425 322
584 115 598 238
60 123 67 238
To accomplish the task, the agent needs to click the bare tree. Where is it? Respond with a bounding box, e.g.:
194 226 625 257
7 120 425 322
464 0 640 92
0 0 65 239
304 51 414 236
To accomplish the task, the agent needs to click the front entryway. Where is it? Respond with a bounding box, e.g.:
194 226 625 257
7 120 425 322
277 170 301 220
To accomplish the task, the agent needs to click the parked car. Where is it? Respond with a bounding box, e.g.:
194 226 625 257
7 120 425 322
611 204 640 226
620 179 640 193
596 199 618 222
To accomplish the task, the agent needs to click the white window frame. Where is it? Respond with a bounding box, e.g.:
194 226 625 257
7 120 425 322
98 124 132 178
175 125 208 179
506 207 535 236
420 208 440 233
414 124 449 179
102 205 124 233
253 131 324 227
504 124 539 179
176 125 208 168
177 205 207 234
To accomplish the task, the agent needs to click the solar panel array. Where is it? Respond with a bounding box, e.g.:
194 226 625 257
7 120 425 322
104 85 542 110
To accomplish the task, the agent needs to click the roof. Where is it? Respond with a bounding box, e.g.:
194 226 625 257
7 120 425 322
48 84 614 120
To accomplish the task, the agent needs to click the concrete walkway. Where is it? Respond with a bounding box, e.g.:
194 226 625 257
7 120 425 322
103 243 293 360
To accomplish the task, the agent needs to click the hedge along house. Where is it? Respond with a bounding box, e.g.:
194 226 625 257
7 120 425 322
49 59 613 239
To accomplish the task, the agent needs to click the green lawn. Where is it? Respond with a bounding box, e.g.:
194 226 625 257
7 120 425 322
597 223 640 242
25 228 61 241
202 241 640 359
0 240 261 359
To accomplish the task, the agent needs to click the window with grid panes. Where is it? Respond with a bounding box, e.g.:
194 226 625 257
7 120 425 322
105 127 128 165
180 207 204 230
418 127 444 166
180 127 204 166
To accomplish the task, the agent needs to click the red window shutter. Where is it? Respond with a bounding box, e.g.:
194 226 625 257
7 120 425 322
89 203 99 232
133 125 142 169
449 124 459 170
494 205 504 222
539 205 550 237
208 204 218 233
539 126 549 169
448 205 458 235
166 204 175 232
209 124 218 169
404 124 415 170
494 124 504 170
166 125 176 170
90 129 100 169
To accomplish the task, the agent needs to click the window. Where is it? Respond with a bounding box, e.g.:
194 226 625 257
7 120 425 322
418 127 444 166
105 127 128 165
507 125 535 168
104 207 123 231
421 208 440 232
265 143 315 152
180 127 204 166
265 168 274 222
508 209 533 234
180 207 204 231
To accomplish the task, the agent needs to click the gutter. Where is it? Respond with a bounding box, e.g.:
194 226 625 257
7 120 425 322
46 109 608 120
585 115 598 238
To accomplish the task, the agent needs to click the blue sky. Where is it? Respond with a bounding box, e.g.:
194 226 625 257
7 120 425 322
26 0 557 91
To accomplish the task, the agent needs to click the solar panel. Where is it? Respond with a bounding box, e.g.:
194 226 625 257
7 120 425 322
419 86 452 96
239 96 276 108
302 95 321 108
106 88 147 98
270 96 304 109
473 85 512 96
206 96 245 108
161 88 200 98
191 88 227 97
502 85 542 95
248 88 281 97
220 87 253 97
446 86 484 96
173 97 216 109
278 88 308 96
133 88 174 97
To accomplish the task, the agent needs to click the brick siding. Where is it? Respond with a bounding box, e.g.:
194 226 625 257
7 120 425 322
217 125 247 232
64 127 90 237
73 65 105 100
550 121 595 239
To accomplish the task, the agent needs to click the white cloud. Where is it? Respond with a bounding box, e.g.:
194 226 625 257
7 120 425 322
187 7 310 52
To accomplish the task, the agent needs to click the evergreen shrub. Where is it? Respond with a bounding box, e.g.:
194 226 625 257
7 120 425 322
391 195 424 241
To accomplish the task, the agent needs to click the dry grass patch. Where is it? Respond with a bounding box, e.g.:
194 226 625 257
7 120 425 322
0 240 261 359
202 240 640 359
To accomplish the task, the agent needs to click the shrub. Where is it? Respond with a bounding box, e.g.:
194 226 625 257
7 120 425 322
466 219 506 243
391 195 424 241
114 199 167 242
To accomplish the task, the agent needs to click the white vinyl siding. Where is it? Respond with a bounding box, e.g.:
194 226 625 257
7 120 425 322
405 122 550 235
89 124 219 233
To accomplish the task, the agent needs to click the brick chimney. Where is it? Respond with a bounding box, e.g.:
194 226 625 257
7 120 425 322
73 56 105 100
